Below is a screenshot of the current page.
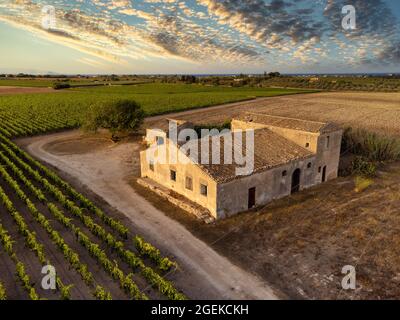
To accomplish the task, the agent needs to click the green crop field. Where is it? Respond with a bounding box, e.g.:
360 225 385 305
0 83 313 137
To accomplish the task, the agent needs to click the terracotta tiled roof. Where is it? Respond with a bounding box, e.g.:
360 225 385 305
180 128 314 183
235 112 341 133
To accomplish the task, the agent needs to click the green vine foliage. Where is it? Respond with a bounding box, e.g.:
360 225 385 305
0 282 6 300
0 133 185 300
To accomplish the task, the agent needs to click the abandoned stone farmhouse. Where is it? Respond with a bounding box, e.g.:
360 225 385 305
140 113 343 220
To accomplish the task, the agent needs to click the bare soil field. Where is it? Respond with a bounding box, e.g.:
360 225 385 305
146 92 400 137
0 86 56 95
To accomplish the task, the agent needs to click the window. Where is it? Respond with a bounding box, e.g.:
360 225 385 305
170 170 176 181
318 166 322 173
282 170 287 177
156 136 165 146
326 136 330 149
200 184 208 196
185 177 193 191
149 160 154 172
305 143 310 148
307 162 312 169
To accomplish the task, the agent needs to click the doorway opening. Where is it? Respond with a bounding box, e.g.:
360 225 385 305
248 187 256 209
291 169 301 194
322 166 327 182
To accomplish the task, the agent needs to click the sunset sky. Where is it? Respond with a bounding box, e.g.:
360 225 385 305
0 0 399 74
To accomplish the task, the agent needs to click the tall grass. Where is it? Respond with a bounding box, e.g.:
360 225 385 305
342 127 400 161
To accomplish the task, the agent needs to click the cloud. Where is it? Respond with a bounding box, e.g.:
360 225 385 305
0 0 399 69
198 0 324 49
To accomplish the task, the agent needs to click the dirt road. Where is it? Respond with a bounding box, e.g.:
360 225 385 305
0 86 56 95
17 131 279 300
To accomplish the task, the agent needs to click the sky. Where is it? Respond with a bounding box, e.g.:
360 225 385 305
0 0 399 74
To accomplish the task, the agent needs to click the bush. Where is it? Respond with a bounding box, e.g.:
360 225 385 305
52 82 71 90
83 99 145 141
351 156 377 177
342 127 400 161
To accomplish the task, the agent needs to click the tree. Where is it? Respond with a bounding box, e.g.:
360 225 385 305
268 72 281 78
180 75 197 84
83 100 145 141
52 82 71 90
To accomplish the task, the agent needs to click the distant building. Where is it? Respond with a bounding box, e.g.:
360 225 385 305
140 113 342 219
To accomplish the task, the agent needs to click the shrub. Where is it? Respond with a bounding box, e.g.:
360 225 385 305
351 156 377 177
83 99 144 141
52 82 71 90
342 127 400 161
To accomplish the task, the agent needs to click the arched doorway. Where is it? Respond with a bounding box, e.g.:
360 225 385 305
291 168 301 194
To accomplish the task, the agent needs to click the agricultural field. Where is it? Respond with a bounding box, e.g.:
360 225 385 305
0 79 56 88
0 78 149 88
0 131 185 300
0 86 56 95
150 91 400 138
0 83 310 300
17 90 400 300
213 75 400 92
0 83 311 136
263 76 400 92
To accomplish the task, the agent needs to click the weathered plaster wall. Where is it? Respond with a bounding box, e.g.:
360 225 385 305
315 130 343 182
216 157 316 218
140 141 218 218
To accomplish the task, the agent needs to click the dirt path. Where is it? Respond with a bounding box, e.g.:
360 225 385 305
17 131 279 300
0 86 56 95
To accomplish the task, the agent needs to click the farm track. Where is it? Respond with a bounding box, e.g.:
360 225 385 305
0 86 56 95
